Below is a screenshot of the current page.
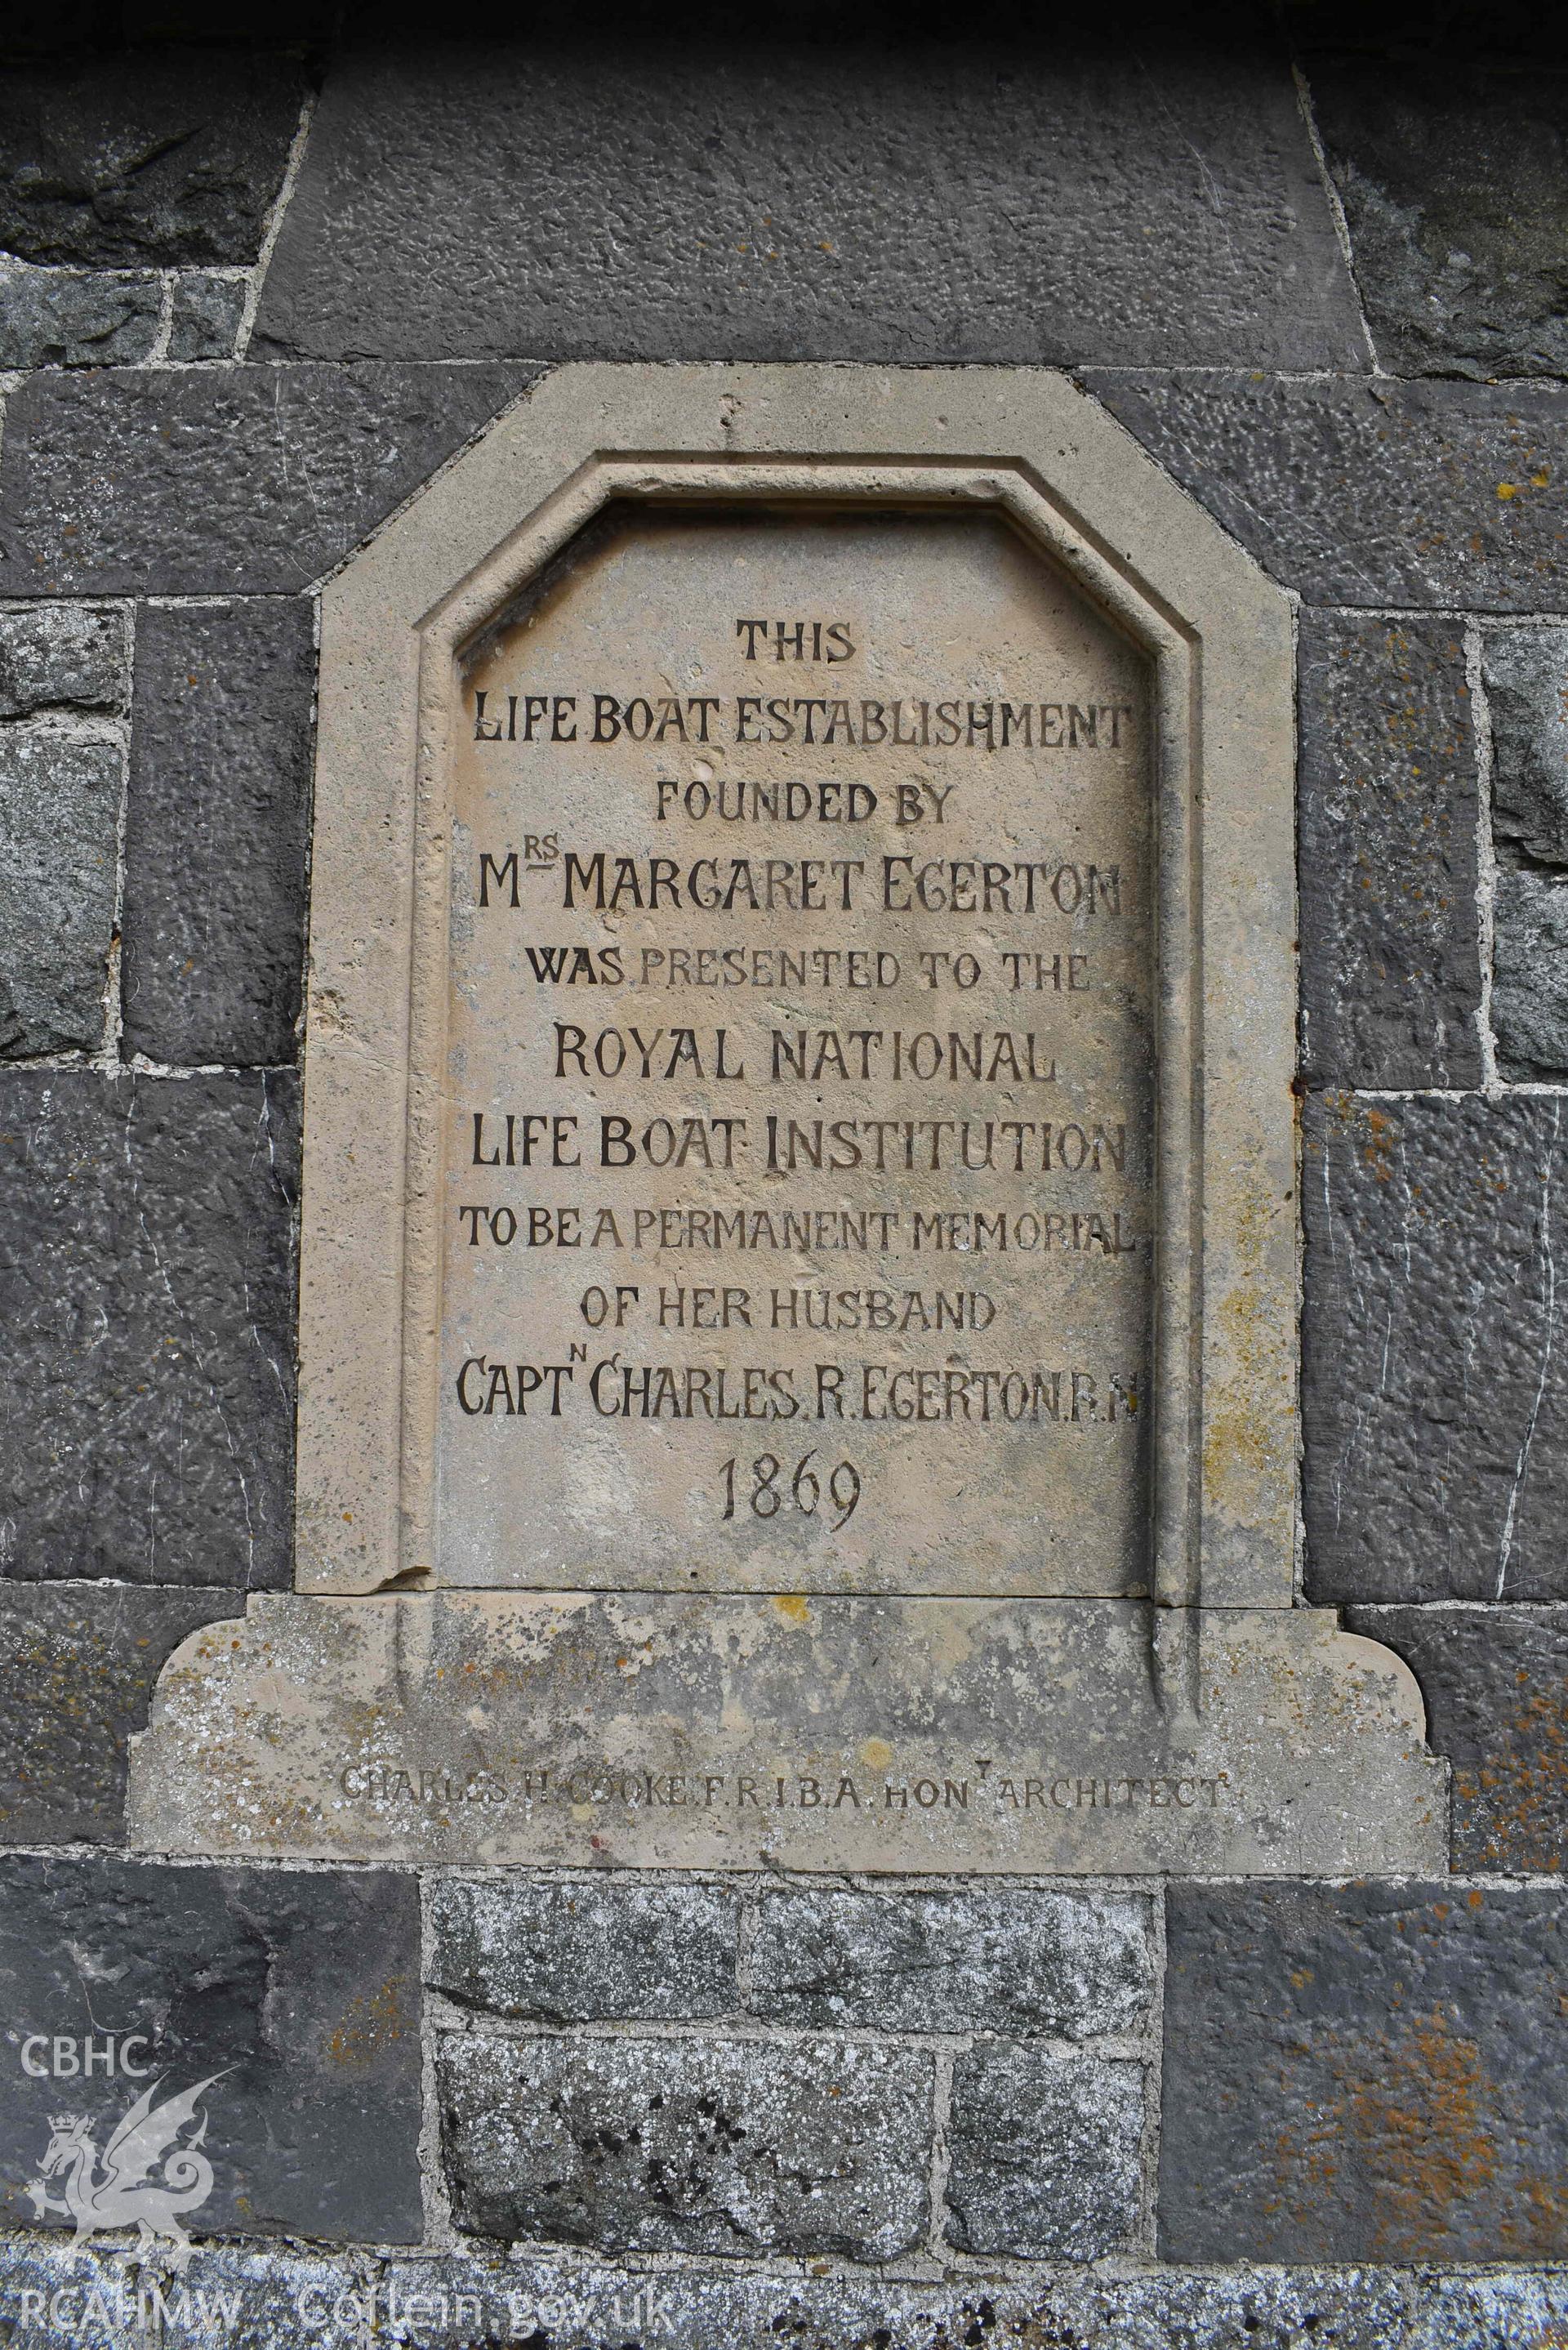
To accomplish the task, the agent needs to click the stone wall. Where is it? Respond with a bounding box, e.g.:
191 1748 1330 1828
1 10 1566 2345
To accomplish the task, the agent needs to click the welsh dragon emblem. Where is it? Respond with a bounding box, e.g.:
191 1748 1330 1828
24 2075 223 2270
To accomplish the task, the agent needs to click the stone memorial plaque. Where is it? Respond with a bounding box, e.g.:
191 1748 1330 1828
439 506 1152 1598
130 365 1446 1874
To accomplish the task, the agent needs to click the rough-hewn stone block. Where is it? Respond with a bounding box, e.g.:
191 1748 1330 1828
0 1857 421 2243
1084 373 1568 610
0 1071 298 1586
1348 1603 1568 1872
1303 1092 1568 1603
750 1887 1152 2039
122 599 314 1066
167 272 247 362
1492 868 1568 1077
0 1585 237 1844
1298 614 1481 1088
1160 1882 1568 2260
0 603 126 718
3 2240 1568 2348
0 363 535 597
0 734 119 1055
1310 64 1568 379
252 45 1363 369
439 2029 933 2257
1485 625 1568 866
429 1880 739 2022
0 257 160 366
945 2045 1143 2259
0 51 305 266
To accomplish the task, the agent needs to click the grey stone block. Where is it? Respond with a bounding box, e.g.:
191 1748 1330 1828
945 2045 1143 2259
429 1879 739 2022
4 2241 1568 2350
122 599 314 1066
0 1856 421 2244
1348 1603 1568 1874
1160 1882 1568 2260
0 51 304 266
751 1887 1152 2040
0 257 160 367
0 1071 297 1587
0 603 126 718
1311 64 1568 380
1085 373 1568 611
0 1584 237 1845
1298 613 1481 1089
1484 625 1568 867
253 44 1364 369
167 272 247 362
0 734 119 1056
1303 1092 1568 1604
0 362 536 598
1493 867 1568 1077
438 2028 933 2258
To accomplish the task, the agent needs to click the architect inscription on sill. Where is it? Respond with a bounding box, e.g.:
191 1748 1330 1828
442 506 1154 1596
335 1761 1232 1815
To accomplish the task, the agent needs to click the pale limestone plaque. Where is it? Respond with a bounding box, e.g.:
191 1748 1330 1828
441 508 1152 1596
128 364 1447 1874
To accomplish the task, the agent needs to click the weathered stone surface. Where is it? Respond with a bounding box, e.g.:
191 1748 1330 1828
1494 634 1568 1076
750 1888 1153 2039
0 363 535 597
1492 867 1568 1076
438 2028 933 2258
1348 1603 1568 1872
0 52 304 266
0 1857 421 2243
0 1585 235 1844
3 2242 1568 2350
1303 1092 1568 1603
1084 373 1568 610
1311 65 1568 379
254 45 1362 369
122 598 314 1066
0 602 126 717
0 1072 297 1586
945 2045 1143 2259
1485 624 1568 865
1298 613 1481 1088
428 1879 739 2022
168 271 247 361
1160 1883 1568 2260
0 256 159 365
0 734 119 1055
171 275 247 362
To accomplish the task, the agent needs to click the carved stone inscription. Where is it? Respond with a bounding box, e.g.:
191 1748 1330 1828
441 508 1152 1594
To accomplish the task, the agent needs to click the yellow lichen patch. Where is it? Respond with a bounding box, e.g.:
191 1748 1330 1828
1361 1104 1396 1184
326 1977 409 2069
859 1737 893 1770
1459 1682 1568 1871
1263 2003 1566 2259
772 1593 810 1625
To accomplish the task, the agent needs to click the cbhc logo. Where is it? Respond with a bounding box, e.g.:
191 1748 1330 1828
20 2033 153 2078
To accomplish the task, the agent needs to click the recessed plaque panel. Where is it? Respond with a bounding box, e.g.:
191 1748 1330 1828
439 508 1153 1594
131 365 1444 1875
